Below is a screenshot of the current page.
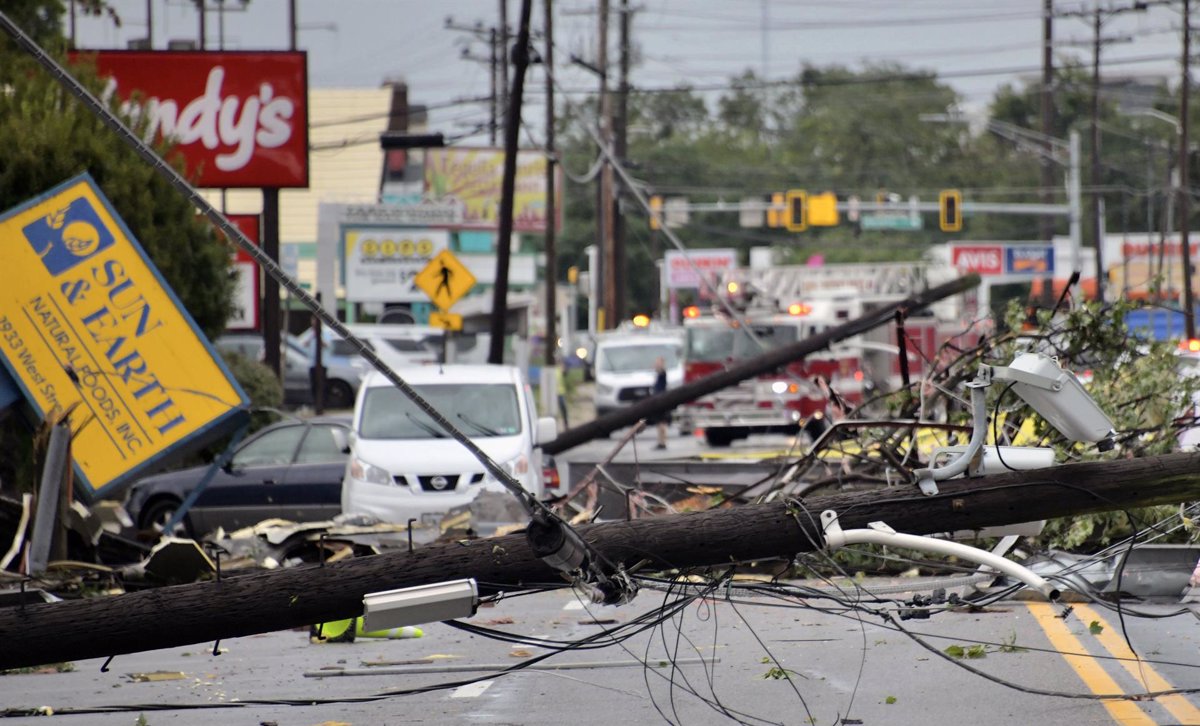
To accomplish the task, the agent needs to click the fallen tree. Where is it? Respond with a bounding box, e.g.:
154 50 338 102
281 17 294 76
2 451 1198 669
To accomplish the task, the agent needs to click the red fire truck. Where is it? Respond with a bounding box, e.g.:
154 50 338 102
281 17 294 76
677 262 962 447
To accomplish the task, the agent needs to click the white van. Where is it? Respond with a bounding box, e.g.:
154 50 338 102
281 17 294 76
592 326 685 416
341 364 557 528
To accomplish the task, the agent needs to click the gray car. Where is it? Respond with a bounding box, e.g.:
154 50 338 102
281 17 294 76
216 333 365 409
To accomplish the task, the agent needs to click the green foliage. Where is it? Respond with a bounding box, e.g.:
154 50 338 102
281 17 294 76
218 351 283 431
944 644 987 659
1089 620 1104 635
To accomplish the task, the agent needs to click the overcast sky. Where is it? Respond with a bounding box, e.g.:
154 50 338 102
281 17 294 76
69 1 1185 145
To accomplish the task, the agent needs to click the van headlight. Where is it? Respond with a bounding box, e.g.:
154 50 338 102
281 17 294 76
486 454 530 485
596 383 614 395
349 456 392 486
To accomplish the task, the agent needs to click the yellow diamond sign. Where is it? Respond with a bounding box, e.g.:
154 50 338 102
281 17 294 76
415 249 476 310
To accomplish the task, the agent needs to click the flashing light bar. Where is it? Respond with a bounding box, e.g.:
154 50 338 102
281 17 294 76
683 305 701 319
788 303 812 316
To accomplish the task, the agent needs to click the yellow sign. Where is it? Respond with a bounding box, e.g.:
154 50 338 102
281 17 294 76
428 311 463 331
415 249 476 310
0 174 248 501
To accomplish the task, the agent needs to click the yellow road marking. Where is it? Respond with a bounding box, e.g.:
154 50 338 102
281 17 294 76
1026 602 1155 725
1074 604 1200 725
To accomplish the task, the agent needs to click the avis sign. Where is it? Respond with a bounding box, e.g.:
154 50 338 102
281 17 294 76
0 174 249 501
73 50 309 189
952 244 1054 276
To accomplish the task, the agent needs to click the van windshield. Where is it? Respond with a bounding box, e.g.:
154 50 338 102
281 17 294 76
598 343 681 373
359 383 522 439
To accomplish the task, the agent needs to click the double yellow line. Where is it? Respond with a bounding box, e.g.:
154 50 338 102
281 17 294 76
1027 602 1200 725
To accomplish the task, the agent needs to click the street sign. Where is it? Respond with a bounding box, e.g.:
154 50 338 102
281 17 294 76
860 214 924 231
415 249 476 310
429 311 464 331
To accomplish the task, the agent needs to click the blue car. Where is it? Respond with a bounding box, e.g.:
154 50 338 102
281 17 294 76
123 416 352 538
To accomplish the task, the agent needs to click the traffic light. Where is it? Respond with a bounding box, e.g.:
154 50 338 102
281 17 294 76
807 192 839 227
785 190 808 232
939 189 962 232
649 195 663 230
766 192 785 228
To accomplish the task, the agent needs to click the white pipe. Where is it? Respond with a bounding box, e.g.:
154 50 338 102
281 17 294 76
821 511 1059 600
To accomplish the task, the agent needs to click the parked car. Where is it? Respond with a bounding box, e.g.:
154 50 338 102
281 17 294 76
341 365 557 529
298 323 441 367
216 333 364 409
124 416 352 537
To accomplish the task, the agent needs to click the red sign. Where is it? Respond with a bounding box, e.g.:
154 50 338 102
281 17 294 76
951 245 1003 276
224 214 261 330
72 51 309 189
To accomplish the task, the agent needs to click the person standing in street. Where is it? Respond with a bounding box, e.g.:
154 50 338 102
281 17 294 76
652 356 669 449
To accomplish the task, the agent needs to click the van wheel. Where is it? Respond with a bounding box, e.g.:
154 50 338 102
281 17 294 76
324 380 355 409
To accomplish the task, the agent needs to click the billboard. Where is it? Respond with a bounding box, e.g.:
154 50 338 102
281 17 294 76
424 148 550 232
343 228 450 302
665 249 738 289
73 50 309 189
0 174 249 501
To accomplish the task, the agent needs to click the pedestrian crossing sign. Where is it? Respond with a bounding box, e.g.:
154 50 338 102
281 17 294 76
415 249 475 310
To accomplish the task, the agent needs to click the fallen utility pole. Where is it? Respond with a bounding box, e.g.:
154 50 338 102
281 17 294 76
543 274 980 455
2 450 1198 670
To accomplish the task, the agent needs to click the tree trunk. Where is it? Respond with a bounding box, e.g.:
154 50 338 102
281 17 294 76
543 274 980 455
2 450 1198 670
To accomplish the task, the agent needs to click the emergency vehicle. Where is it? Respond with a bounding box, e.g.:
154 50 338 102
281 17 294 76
678 261 965 447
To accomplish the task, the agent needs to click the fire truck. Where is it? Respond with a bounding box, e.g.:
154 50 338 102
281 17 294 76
678 261 966 447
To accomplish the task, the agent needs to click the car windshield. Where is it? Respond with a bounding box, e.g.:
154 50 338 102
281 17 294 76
731 324 801 359
359 383 522 439
598 343 681 373
686 326 736 362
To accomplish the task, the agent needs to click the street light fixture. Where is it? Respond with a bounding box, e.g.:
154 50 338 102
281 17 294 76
1121 107 1196 339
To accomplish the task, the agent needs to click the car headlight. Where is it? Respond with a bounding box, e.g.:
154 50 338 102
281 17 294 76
349 456 392 486
596 383 614 395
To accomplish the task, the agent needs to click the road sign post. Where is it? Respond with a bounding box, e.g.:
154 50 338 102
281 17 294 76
415 250 476 359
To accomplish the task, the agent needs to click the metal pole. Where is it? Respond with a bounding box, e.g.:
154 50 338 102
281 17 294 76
1069 130 1083 279
1180 0 1195 339
28 422 70 576
1091 5 1106 300
598 0 615 329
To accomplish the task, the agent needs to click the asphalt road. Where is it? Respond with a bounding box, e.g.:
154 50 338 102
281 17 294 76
2 582 1199 725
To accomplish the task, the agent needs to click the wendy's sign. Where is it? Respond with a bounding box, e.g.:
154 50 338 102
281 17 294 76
73 50 309 189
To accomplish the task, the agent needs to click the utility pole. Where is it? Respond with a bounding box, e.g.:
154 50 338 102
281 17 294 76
1181 0 1195 339
490 27 499 144
612 0 631 322
1040 0 1055 243
544 0 558 370
499 0 510 122
487 0 533 364
598 0 615 330
288 0 297 54
5 450 1200 670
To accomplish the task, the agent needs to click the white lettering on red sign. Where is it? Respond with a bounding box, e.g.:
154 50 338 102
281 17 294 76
952 246 1002 275
105 67 295 172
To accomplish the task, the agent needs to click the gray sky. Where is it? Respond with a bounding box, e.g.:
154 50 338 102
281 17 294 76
69 1 1185 145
